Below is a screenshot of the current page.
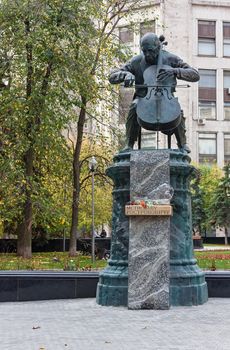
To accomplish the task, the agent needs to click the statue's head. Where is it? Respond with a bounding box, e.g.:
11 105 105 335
140 33 160 64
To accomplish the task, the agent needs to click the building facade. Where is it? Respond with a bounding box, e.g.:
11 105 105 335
117 0 230 167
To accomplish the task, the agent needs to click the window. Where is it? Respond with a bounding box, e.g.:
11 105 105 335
118 26 134 123
119 26 134 50
198 70 216 120
119 87 133 124
224 103 230 121
141 131 156 149
198 133 217 164
199 69 216 89
140 21 155 37
224 134 230 164
198 20 216 56
223 22 230 57
224 71 230 120
199 102 216 120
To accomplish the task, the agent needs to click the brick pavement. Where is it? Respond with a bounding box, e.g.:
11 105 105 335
0 298 229 350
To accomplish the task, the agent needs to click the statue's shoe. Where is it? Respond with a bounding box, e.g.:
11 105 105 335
180 144 191 153
120 146 133 153
120 143 134 153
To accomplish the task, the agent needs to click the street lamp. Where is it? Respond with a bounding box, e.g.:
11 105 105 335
224 164 230 198
63 181 67 252
88 156 97 263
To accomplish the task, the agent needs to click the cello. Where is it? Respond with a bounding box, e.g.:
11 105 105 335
136 36 182 136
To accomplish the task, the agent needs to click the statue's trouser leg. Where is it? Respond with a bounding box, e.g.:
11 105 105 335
125 100 140 148
174 112 186 148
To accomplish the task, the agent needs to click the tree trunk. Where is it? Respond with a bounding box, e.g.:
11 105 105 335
17 20 34 258
17 147 33 258
17 200 32 258
69 97 87 256
225 227 228 245
16 18 53 257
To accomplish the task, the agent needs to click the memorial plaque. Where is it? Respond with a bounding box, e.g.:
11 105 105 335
125 205 172 216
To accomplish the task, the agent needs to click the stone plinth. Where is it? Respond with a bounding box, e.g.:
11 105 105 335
96 152 130 306
128 151 170 309
97 149 208 307
169 150 208 306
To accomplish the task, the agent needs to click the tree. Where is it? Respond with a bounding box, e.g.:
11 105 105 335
0 0 151 258
191 164 222 236
208 164 230 245
76 139 113 235
0 0 100 257
67 0 143 256
191 171 206 235
1 135 73 240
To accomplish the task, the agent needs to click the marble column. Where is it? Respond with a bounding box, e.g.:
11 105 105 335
128 151 170 310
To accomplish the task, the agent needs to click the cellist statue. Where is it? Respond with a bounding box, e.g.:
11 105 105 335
109 33 199 153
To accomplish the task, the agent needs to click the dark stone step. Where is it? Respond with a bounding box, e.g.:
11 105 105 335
0 270 229 302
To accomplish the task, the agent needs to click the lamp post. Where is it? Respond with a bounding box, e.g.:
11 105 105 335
224 164 230 198
63 181 67 252
88 156 97 264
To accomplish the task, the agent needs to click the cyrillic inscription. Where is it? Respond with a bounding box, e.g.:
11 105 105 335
125 205 172 216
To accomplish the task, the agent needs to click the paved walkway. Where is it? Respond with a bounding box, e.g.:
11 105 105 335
0 298 230 350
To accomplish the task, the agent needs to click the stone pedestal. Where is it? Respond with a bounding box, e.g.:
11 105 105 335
128 151 170 309
96 149 208 307
96 152 130 306
169 150 208 305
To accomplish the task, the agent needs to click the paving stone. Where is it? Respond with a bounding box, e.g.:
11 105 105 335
0 298 230 349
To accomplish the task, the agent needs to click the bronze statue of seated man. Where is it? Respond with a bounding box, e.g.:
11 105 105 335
109 33 200 153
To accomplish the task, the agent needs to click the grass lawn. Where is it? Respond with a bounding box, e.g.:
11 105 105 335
0 247 230 271
0 252 107 271
194 249 230 270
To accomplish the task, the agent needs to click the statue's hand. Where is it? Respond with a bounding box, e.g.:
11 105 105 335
109 71 126 84
124 72 135 87
157 68 177 81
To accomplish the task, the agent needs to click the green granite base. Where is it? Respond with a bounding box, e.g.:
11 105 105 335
96 265 128 306
170 263 208 306
169 150 208 306
97 149 208 307
96 152 130 306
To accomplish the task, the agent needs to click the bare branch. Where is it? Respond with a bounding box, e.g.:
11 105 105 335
80 154 111 170
90 0 142 75
80 170 113 189
85 110 115 129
